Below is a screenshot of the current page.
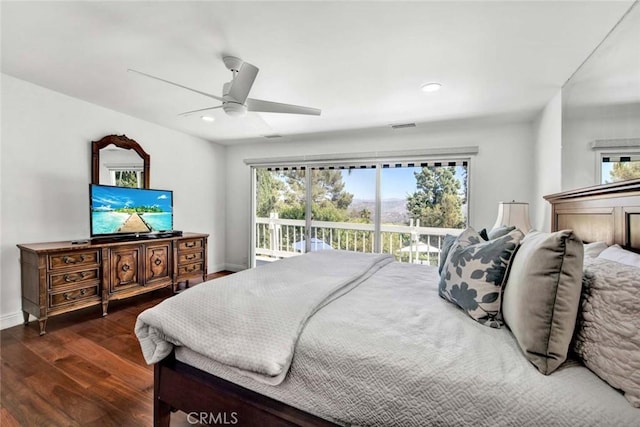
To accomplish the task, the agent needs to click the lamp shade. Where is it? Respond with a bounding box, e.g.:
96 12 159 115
492 201 532 233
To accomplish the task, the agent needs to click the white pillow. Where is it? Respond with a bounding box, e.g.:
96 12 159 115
598 244 640 268
584 241 608 258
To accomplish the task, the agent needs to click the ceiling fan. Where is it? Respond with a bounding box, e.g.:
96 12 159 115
128 56 321 118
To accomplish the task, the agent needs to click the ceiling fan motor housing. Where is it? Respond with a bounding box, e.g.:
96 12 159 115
223 81 232 97
221 80 247 116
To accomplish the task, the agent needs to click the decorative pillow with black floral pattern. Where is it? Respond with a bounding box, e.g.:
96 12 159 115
439 227 524 328
438 229 489 275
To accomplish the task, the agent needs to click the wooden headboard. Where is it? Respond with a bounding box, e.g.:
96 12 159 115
544 179 640 252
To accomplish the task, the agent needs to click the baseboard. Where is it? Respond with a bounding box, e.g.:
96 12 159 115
224 263 248 272
1 311 26 330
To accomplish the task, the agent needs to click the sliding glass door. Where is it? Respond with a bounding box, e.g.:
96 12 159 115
310 167 377 253
380 163 467 266
254 168 307 265
252 160 468 267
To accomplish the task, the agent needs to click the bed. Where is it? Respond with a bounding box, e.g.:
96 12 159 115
136 179 640 427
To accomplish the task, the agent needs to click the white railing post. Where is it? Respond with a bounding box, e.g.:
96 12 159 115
268 212 281 253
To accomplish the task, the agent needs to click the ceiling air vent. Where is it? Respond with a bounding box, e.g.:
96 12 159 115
391 123 416 129
264 134 283 139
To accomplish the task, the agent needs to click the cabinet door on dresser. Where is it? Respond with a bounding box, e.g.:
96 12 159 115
108 244 143 293
144 241 172 286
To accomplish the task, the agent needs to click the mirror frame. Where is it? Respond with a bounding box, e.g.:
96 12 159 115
92 134 150 189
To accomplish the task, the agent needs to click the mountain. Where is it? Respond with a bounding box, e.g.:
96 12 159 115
348 198 409 224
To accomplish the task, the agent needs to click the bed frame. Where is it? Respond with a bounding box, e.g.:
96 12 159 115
154 351 338 426
544 178 640 251
154 179 640 427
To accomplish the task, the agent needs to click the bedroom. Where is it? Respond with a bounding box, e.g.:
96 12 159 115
1 1 640 426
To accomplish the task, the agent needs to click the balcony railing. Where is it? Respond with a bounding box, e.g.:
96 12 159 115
255 215 463 266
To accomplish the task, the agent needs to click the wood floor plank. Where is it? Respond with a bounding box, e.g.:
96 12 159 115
1 364 80 426
88 374 154 425
22 368 115 425
21 333 112 389
97 330 150 367
0 336 51 378
62 329 153 388
0 407 22 427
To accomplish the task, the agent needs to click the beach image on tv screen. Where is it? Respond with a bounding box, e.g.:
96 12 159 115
91 185 172 235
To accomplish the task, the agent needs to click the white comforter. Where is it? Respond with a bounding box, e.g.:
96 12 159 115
135 250 393 384
176 261 640 427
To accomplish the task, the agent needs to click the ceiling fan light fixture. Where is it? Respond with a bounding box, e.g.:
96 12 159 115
421 82 442 93
223 102 248 117
200 115 215 122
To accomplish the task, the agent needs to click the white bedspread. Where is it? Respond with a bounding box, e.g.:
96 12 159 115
135 250 393 384
177 262 640 426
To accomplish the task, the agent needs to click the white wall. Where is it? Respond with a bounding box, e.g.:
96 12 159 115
0 74 227 329
225 119 535 269
532 90 562 232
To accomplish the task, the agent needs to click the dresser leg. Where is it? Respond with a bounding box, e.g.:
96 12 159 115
23 310 30 325
38 318 47 336
102 300 109 317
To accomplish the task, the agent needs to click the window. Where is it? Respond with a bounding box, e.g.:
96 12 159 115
112 169 142 188
592 139 640 185
252 158 469 267
600 153 640 184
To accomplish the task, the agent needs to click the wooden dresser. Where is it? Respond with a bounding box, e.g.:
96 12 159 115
17 232 208 335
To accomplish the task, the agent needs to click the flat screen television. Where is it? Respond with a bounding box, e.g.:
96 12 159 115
90 184 173 238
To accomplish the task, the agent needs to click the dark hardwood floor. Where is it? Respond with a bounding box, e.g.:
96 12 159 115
1 272 232 427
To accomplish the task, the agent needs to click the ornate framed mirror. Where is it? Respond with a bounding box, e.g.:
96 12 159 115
92 134 150 188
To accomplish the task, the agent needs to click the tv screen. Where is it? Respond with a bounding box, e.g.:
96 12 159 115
90 184 173 237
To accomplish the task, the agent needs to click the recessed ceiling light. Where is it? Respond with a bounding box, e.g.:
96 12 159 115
421 82 442 93
201 115 215 122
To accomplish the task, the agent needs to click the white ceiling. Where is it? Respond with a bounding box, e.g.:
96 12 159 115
1 1 633 145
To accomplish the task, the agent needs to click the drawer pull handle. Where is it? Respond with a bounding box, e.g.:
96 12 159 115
121 264 131 272
64 272 89 282
187 265 198 272
63 255 86 264
185 242 197 248
63 289 86 301
154 258 162 266
186 254 196 260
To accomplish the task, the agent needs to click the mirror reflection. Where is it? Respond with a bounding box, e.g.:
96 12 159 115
91 134 150 189
98 145 145 188
562 3 640 189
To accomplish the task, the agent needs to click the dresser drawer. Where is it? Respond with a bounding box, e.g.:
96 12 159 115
49 285 99 308
49 268 100 289
48 250 100 270
177 239 204 252
177 262 204 277
178 251 203 265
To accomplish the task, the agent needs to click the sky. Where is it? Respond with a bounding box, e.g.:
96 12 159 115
91 185 173 212
601 163 613 183
341 166 465 200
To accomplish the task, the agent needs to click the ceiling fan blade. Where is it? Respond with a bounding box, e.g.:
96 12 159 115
227 62 259 104
246 98 321 116
177 105 223 117
128 69 225 102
